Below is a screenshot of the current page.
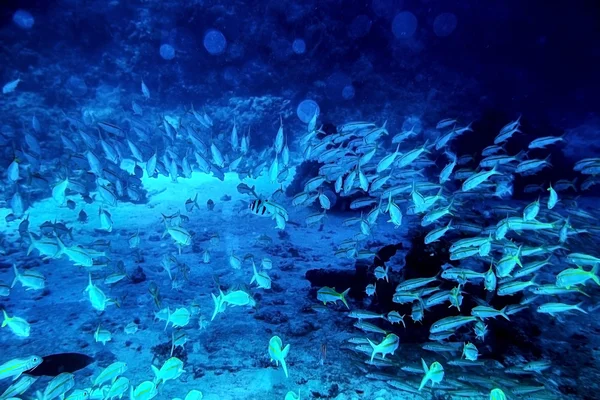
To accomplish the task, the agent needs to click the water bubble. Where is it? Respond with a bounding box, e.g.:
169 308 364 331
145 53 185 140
326 72 352 100
13 10 34 30
342 85 356 100
203 29 227 55
159 44 175 60
433 13 458 37
348 15 372 39
297 100 320 123
392 11 418 39
292 39 306 54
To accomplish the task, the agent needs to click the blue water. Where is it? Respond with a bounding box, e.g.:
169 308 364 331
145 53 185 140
1 1 600 399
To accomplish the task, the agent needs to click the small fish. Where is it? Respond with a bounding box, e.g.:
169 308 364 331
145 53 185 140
387 311 406 328
365 283 376 296
207 199 215 211
436 118 457 129
78 210 88 223
2 78 20 94
419 359 444 390
268 336 291 378
317 286 351 308
537 302 587 316
462 342 478 361
0 356 41 381
374 265 389 282
141 80 150 99
529 134 565 149
1 309 31 337
547 183 558 209
366 333 399 363
94 325 112 345
124 322 138 335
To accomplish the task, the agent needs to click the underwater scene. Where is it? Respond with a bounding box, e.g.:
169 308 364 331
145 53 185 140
1 0 600 399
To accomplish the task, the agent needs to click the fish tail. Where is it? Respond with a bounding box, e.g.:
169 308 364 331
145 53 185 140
591 264 600 286
576 302 588 314
1 310 9 328
340 288 351 309
500 306 511 321
151 365 160 385
366 338 377 363
55 235 66 258
281 358 289 378
211 293 221 321
170 333 175 357
418 373 429 391
27 232 36 256
11 264 19 288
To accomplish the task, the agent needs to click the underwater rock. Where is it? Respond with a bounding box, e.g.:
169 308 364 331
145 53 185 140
287 320 317 337
130 266 146 284
254 309 289 325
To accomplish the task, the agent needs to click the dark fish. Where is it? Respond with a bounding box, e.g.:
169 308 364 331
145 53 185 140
26 353 94 377
207 199 215 211
78 210 88 223
40 221 73 239
66 200 76 210
220 195 232 202
98 121 125 137
5 214 16 223
185 194 199 212
133 163 144 179
81 194 95 204
127 186 142 202
210 165 225 181
237 183 257 197
18 214 29 235
156 161 168 177
26 173 49 190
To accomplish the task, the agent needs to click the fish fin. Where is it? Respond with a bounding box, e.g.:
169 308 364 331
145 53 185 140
340 288 351 309
11 264 19 288
282 343 290 359
576 302 588 314
1 309 9 327
281 358 289 378
500 306 511 321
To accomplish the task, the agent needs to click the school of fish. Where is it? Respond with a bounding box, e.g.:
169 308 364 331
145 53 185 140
1 75 599 399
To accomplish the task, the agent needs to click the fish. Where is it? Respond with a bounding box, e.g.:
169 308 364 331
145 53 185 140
2 78 20 94
185 194 199 212
366 334 399 363
419 359 444 390
141 80 150 99
268 336 291 378
528 134 565 149
2 309 31 337
537 302 587 316
317 287 351 308
235 183 257 198
436 118 457 129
